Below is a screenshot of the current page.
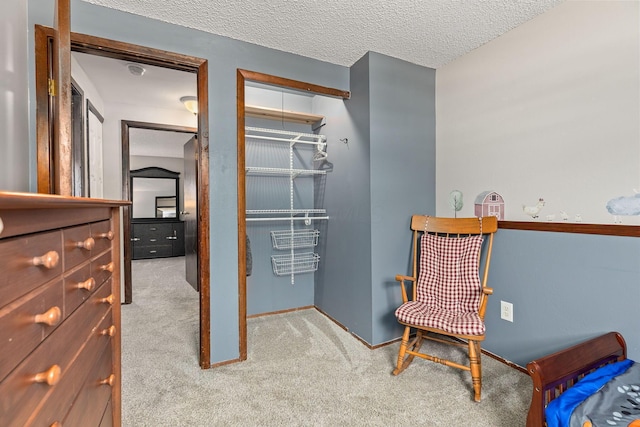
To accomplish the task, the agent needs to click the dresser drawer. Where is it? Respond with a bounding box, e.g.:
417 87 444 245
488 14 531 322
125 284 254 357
100 398 114 427
63 341 114 427
64 263 95 316
91 220 115 255
0 230 62 307
63 224 95 271
24 310 115 427
132 223 172 245
0 280 113 426
0 278 64 383
92 250 114 287
133 244 173 259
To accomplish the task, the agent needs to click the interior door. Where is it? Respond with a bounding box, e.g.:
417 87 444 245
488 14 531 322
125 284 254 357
184 136 199 291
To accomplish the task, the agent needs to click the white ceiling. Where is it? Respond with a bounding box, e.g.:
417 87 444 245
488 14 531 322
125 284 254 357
80 0 564 69
72 52 196 158
73 0 566 158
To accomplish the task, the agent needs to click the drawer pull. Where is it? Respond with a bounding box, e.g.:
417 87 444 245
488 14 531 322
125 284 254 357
50 422 62 427
101 325 116 337
149 250 157 254
150 227 157 231
34 364 61 386
31 251 60 269
77 277 95 291
75 237 95 251
34 306 62 326
96 230 114 240
99 374 115 387
100 294 115 305
131 237 141 242
99 262 115 273
150 238 157 242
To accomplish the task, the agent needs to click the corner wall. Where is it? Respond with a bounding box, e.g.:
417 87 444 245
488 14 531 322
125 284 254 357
315 53 436 345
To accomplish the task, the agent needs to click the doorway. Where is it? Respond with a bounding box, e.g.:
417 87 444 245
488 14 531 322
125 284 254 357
34 25 211 368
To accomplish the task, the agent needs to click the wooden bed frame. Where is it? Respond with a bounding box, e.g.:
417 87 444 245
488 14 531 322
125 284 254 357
526 332 627 427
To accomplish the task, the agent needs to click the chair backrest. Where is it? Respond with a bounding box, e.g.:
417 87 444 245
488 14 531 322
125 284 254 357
410 216 498 317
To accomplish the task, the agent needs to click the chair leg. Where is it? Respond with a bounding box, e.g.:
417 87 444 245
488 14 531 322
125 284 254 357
393 326 411 375
469 340 482 402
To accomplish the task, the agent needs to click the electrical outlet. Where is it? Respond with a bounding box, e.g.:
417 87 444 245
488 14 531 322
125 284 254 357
501 301 514 322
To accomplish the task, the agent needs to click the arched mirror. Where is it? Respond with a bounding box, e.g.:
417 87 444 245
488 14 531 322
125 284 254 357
130 167 180 219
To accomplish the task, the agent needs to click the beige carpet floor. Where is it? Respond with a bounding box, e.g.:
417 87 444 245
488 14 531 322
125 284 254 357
121 257 532 426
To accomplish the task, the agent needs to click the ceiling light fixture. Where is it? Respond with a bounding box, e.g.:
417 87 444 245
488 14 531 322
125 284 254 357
126 63 146 77
180 96 198 115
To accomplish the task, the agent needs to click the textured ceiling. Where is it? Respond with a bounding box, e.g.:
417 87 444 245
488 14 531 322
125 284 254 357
80 0 564 69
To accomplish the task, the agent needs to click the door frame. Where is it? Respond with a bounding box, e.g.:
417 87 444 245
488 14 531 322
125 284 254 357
35 25 211 368
236 69 349 360
121 121 197 303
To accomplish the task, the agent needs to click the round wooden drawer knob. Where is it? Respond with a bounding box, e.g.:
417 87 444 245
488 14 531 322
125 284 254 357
77 277 95 291
50 422 62 427
100 294 115 305
97 230 114 241
101 325 116 337
76 237 95 251
34 306 62 326
34 364 61 386
32 251 60 269
100 262 115 273
99 374 115 387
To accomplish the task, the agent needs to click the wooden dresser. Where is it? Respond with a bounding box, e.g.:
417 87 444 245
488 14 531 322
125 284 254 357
0 192 127 427
131 219 185 260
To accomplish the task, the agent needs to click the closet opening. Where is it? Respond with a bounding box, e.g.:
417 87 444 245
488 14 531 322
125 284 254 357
236 70 349 360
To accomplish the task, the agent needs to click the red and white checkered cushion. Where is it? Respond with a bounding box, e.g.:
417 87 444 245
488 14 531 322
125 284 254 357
395 233 485 336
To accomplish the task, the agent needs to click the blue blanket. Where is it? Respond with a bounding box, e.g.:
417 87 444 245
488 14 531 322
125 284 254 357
545 359 636 427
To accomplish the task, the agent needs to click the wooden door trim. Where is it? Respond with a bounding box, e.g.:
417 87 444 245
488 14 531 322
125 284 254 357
121 121 197 305
35 25 211 368
236 69 350 361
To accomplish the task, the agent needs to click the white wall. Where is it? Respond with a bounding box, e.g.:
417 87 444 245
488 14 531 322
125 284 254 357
436 1 640 225
101 102 196 200
0 0 30 191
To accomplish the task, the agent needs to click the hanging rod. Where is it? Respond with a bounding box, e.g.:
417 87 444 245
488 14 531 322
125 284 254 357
246 167 327 176
246 216 329 222
246 209 326 215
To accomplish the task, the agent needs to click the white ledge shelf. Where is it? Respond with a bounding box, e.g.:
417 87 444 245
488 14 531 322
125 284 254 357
246 105 324 125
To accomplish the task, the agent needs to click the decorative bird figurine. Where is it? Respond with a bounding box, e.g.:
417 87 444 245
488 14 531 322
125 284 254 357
522 198 545 219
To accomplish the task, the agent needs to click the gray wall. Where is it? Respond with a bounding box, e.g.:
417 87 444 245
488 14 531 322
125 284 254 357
484 230 640 367
315 53 436 345
1 0 30 192
27 0 350 364
314 54 373 341
368 52 436 344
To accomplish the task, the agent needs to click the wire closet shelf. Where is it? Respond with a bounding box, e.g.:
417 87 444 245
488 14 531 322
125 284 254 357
245 126 327 282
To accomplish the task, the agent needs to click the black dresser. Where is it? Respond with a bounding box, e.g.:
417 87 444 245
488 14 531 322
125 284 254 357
131 219 185 259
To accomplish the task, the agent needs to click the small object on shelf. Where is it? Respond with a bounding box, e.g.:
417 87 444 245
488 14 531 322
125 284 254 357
271 229 320 250
271 252 320 276
522 198 545 219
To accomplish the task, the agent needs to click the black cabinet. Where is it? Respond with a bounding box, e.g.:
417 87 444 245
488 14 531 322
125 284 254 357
132 220 184 259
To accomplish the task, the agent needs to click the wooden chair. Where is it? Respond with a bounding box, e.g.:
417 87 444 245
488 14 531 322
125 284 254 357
393 215 498 402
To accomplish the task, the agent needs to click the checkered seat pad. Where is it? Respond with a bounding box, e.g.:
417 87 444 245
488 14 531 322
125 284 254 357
395 233 485 336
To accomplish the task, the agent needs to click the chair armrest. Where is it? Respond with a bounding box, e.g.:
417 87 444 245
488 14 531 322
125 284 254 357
395 275 416 303
483 287 493 295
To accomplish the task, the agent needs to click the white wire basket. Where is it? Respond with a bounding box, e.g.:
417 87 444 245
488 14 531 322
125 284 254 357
270 229 320 250
271 252 320 276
